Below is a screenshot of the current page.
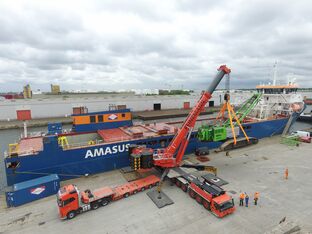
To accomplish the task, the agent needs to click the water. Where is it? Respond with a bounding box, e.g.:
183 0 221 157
0 114 311 192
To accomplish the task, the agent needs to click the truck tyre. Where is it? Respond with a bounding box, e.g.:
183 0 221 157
67 211 76 219
175 180 181 187
133 190 138 194
141 187 145 192
101 199 109 206
196 195 202 204
189 189 196 199
91 202 100 210
181 184 187 192
148 184 153 189
124 193 130 198
203 200 211 210
170 178 176 186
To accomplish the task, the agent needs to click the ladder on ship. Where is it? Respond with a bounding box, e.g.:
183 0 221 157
282 114 294 136
223 93 262 127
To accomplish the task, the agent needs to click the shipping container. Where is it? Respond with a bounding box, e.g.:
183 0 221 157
48 122 63 135
6 174 60 207
16 110 32 121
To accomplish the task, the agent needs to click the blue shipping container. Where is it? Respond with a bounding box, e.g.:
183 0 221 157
6 174 60 207
48 122 62 135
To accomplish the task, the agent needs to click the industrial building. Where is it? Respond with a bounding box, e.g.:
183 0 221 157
23 84 32 99
0 91 234 120
50 84 61 94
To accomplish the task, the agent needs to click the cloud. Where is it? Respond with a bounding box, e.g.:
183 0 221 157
0 0 311 92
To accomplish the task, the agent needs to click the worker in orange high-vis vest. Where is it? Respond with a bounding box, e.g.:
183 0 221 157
285 168 289 180
239 192 245 206
254 192 259 205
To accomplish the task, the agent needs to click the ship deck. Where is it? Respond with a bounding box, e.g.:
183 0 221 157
10 115 289 155
17 137 43 156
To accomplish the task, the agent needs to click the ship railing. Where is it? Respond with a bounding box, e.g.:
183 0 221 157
4 148 39 158
62 140 104 150
62 135 146 150
21 131 46 138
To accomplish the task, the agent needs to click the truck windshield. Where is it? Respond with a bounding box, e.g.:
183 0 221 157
214 199 234 212
56 194 64 207
57 198 64 207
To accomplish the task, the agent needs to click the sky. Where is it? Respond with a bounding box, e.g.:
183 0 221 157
0 0 311 92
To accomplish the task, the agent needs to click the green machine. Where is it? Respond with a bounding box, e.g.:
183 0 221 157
197 125 227 142
198 93 262 142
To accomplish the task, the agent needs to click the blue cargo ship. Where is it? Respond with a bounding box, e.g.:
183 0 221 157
4 84 305 186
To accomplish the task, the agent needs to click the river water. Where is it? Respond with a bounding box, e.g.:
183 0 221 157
1 111 311 192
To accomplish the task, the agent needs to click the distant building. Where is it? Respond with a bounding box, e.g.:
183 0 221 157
51 84 61 94
132 89 159 95
33 89 42 95
23 84 32 99
0 93 23 99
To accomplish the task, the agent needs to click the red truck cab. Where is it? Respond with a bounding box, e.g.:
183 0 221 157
57 184 114 219
57 184 80 219
211 193 235 218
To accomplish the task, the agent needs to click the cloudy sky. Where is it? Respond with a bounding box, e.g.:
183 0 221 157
0 0 311 92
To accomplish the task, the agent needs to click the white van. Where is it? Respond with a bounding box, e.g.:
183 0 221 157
291 131 310 138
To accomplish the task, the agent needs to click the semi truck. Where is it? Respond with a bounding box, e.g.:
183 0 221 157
57 175 160 219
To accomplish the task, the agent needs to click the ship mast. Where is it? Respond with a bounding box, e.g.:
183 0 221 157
273 61 277 86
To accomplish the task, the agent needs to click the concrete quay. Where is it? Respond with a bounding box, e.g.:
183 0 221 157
0 136 311 233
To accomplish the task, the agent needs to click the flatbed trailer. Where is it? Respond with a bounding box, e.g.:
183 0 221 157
57 175 160 219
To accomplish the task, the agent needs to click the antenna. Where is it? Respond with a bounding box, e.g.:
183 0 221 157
273 61 277 85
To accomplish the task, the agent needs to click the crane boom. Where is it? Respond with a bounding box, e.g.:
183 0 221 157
153 65 231 168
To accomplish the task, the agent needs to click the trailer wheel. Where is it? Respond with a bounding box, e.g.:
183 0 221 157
195 195 202 204
101 199 109 206
133 190 138 194
181 184 187 192
67 211 76 219
124 193 130 198
148 184 153 189
189 190 196 198
91 202 100 210
154 182 159 186
175 180 181 187
141 187 145 192
203 200 211 210
170 178 176 186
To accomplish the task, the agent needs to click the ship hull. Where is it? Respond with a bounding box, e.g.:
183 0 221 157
5 117 289 186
